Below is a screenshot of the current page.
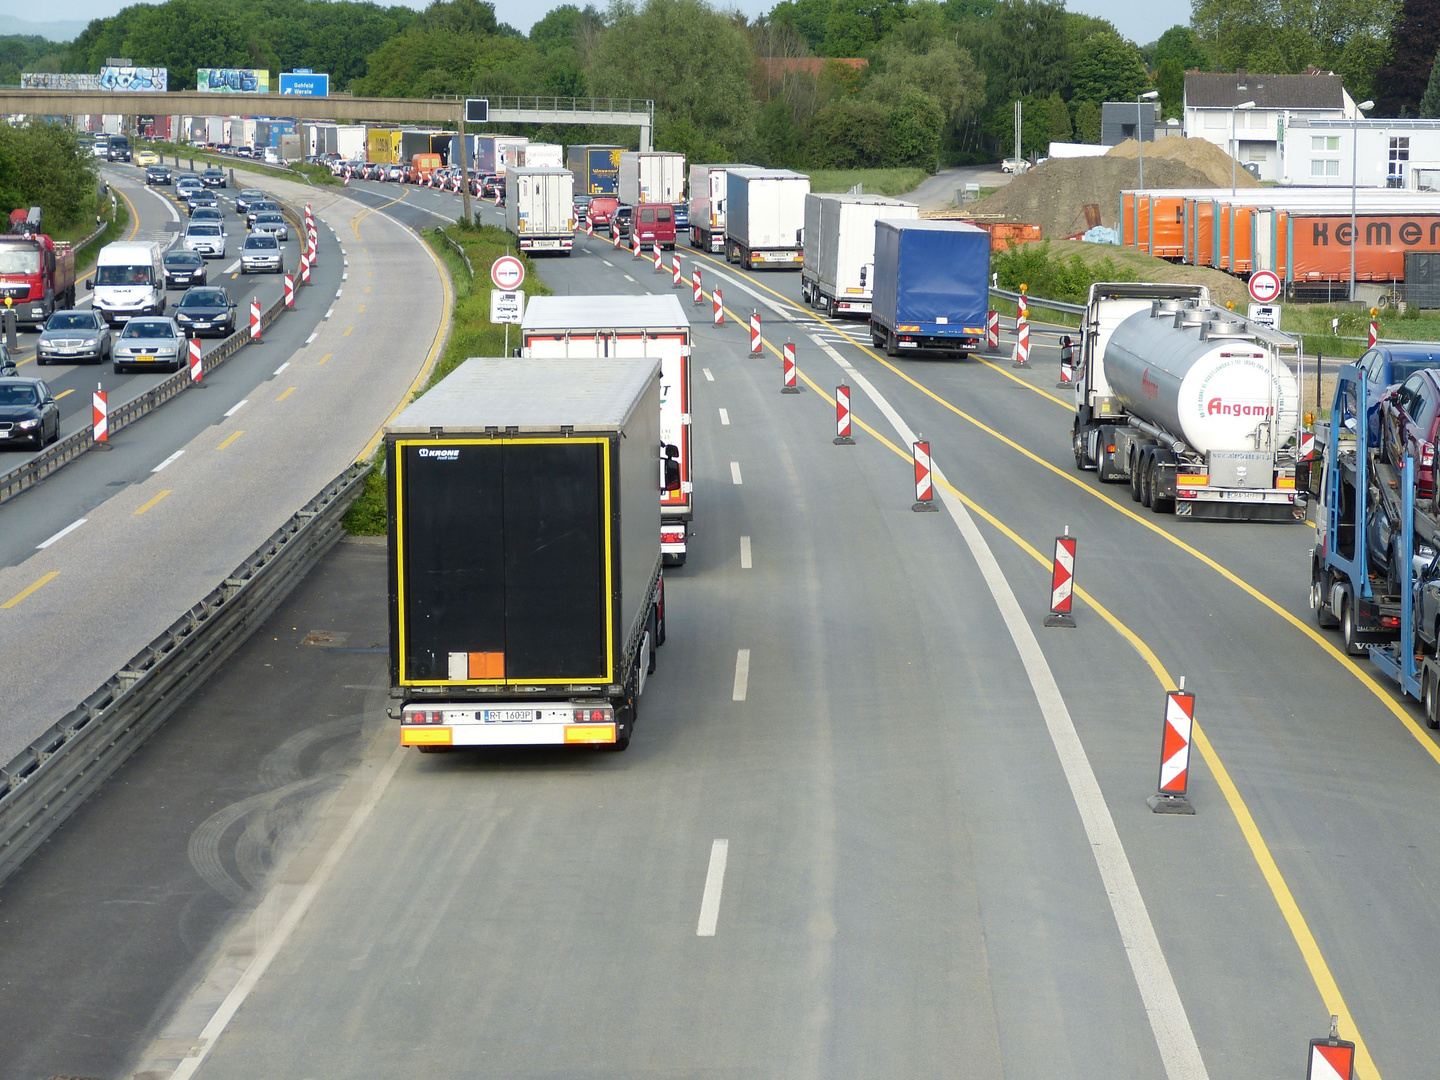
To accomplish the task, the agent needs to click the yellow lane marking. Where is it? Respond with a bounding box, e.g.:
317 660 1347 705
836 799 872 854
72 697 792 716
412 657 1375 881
690 246 1440 771
276 386 296 402
975 356 1072 407
350 192 407 240
343 326 354 337
133 489 172 515
789 366 1382 1080
357 304 365 314
54 388 74 400
2 571 59 609
353 228 453 463
318 352 332 366
365 285 372 293
216 430 244 450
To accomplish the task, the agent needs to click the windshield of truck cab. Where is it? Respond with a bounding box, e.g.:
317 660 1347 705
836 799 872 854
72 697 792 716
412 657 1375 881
96 264 154 286
0 247 41 275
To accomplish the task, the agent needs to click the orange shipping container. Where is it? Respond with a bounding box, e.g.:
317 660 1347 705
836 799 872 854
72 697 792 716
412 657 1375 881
1285 213 1440 283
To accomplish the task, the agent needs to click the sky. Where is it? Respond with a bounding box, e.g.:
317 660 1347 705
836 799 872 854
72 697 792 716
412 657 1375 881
19 0 1194 49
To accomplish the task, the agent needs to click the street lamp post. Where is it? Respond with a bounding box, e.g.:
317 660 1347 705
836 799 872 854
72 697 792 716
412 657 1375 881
1137 89 1159 188
1350 99 1375 303
1231 97 1255 196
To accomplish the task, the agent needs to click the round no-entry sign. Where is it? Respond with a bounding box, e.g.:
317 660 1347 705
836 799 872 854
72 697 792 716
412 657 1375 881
1248 270 1281 304
491 255 525 290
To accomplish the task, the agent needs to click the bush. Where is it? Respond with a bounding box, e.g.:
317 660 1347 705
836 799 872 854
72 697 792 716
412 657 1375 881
0 123 97 228
992 239 1136 302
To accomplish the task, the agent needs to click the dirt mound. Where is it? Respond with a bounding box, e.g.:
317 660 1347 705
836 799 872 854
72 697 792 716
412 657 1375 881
965 154 1223 239
1106 136 1258 189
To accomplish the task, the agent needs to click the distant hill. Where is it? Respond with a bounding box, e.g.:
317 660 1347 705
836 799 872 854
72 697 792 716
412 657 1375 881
0 15 87 43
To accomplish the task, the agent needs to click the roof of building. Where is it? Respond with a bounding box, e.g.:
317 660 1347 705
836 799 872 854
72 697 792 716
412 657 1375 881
1184 72 1345 111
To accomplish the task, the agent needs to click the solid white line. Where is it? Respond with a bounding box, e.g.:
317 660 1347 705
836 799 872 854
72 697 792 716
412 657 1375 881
165 745 407 1080
719 407 729 425
273 362 289 375
37 517 87 550
151 450 184 473
732 648 750 701
809 323 1211 1080
740 536 751 569
703 368 714 381
222 259 241 275
304 332 318 345
730 461 742 485
696 839 730 937
224 399 247 417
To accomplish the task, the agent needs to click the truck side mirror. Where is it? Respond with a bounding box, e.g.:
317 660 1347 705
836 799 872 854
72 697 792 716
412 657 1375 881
662 443 681 491
85 279 92 290
859 265 868 287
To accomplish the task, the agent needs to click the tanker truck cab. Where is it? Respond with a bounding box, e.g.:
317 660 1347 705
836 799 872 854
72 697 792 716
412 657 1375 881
1072 282 1304 522
88 242 165 325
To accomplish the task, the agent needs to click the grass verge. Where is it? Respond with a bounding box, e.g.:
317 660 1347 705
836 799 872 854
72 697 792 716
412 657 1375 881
342 222 553 534
808 168 931 197
149 141 334 187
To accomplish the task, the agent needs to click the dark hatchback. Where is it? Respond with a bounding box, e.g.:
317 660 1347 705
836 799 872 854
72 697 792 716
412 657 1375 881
163 250 208 289
0 377 60 450
174 286 237 338
145 164 172 185
200 167 228 188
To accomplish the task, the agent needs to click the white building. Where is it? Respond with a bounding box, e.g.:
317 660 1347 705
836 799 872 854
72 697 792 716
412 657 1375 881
1282 117 1440 190
1183 71 1357 183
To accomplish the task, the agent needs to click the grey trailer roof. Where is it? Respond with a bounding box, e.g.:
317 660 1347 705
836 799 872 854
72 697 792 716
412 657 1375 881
386 357 659 435
521 293 690 332
811 192 918 209
507 166 572 176
879 218 987 235
728 167 810 180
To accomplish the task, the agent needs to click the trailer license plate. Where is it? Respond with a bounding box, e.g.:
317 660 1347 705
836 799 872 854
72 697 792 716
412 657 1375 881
1222 490 1264 501
483 708 537 723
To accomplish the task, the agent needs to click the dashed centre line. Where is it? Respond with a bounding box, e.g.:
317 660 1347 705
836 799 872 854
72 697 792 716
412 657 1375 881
703 368 714 381
719 408 729 425
276 386 297 402
133 489 172 516
2 571 59 609
732 648 750 701
216 430 244 451
740 536 752 569
730 461 742 485
696 840 730 937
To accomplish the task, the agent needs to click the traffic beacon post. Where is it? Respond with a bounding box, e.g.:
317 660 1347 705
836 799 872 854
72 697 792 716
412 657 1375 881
1044 527 1077 627
1306 1016 1355 1080
1148 680 1196 815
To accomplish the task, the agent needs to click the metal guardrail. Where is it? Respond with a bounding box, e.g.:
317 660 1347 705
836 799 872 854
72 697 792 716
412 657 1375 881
0 462 368 887
442 232 474 277
0 196 311 506
990 286 1085 316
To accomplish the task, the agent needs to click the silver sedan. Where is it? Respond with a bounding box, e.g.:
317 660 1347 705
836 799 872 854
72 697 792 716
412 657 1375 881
251 212 289 243
36 309 111 366
113 316 186 374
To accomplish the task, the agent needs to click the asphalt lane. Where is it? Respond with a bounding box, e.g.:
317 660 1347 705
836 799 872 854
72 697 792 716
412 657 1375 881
0 172 341 567
4 165 304 440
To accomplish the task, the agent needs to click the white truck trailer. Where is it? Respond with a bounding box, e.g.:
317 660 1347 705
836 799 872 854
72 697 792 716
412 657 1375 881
520 294 695 566
801 192 918 317
504 167 576 255
1071 282 1304 521
688 163 753 253
506 142 563 168
724 168 809 270
619 151 686 206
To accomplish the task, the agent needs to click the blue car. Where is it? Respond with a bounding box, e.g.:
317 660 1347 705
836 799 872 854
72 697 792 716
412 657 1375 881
672 202 689 230
1350 343 1440 442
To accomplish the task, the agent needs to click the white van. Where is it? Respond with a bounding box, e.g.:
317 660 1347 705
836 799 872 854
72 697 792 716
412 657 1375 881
88 241 166 325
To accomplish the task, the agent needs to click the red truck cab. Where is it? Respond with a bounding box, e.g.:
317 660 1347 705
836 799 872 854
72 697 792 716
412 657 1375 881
632 203 677 250
0 208 78 328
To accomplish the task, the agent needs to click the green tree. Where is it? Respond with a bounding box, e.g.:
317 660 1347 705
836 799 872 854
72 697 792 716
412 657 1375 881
1192 0 1399 87
1375 0 1440 115
768 0 833 51
1074 97 1101 141
1069 29 1150 104
1421 43 1440 115
866 33 986 129
1046 91 1071 141
1156 57 1185 118
530 5 606 51
1153 23 1210 69
0 123 97 228
807 96 892 165
888 89 946 168
823 0 911 56
587 0 756 157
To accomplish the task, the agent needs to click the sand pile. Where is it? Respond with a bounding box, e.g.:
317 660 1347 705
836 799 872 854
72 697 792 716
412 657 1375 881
966 155 1223 238
1105 136 1259 189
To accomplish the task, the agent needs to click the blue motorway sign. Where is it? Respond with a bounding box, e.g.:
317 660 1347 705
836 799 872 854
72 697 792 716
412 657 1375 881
279 72 330 97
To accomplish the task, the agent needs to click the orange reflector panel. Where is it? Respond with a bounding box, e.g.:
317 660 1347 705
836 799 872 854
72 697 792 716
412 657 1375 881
402 727 453 746
1177 474 1209 486
565 723 617 744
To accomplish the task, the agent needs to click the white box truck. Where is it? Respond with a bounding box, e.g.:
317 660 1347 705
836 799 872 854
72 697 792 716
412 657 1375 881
336 125 367 162
688 163 753 253
619 151 686 206
725 168 810 269
801 193 919 317
507 142 563 168
504 167 575 254
521 294 695 565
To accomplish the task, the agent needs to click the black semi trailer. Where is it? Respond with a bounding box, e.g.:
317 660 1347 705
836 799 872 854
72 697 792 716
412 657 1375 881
387 357 673 752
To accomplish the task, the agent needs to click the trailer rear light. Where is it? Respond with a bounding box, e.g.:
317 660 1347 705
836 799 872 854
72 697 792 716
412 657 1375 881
572 707 613 723
407 710 445 725
1105 444 1117 454
1383 616 1401 628
1424 443 1435 467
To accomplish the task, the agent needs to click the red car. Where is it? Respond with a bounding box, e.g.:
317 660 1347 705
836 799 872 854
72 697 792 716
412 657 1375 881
1382 368 1440 496
632 203 677 251
587 196 618 232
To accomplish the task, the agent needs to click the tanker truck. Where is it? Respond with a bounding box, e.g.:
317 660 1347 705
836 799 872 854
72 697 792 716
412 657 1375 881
1070 283 1304 522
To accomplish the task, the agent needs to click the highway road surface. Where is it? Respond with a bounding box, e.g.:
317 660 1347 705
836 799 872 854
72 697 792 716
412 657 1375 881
1 177 1438 1080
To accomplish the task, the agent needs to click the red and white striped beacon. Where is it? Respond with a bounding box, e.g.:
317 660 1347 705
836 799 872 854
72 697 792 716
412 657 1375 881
1045 529 1077 627
92 386 108 444
912 439 938 512
1148 681 1196 814
834 385 854 445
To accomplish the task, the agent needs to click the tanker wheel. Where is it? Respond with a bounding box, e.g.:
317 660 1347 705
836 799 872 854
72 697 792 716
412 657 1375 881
1426 666 1440 730
1140 455 1154 507
1128 453 1144 502
1149 460 1172 513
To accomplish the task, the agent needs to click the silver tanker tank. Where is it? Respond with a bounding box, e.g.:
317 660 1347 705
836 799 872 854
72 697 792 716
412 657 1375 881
1103 300 1299 456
